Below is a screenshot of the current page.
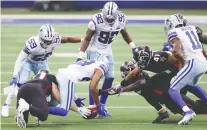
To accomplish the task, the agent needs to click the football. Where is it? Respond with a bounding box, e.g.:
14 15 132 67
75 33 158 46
83 107 98 119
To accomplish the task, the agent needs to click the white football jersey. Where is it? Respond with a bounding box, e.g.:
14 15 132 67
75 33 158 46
87 13 127 56
58 59 109 83
23 32 61 62
168 25 206 61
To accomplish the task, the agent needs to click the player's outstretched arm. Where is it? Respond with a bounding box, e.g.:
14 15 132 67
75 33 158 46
120 28 136 49
61 36 83 43
121 67 141 86
77 21 95 59
167 52 184 69
13 50 29 78
89 69 103 106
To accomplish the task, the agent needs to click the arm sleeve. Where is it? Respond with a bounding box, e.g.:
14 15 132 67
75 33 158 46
13 50 29 77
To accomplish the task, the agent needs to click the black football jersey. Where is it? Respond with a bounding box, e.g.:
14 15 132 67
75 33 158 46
25 73 58 96
142 51 179 75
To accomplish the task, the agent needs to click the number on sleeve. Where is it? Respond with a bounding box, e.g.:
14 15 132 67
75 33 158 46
118 14 125 23
96 14 103 24
28 39 37 49
185 31 202 50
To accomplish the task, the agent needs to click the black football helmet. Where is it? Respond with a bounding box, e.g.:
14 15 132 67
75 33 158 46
120 60 137 78
133 46 153 69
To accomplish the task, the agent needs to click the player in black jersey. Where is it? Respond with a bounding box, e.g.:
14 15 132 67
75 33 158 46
119 46 207 123
15 70 90 128
15 70 59 128
99 60 207 123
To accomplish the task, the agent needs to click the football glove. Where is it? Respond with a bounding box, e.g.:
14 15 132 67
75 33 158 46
77 107 91 119
75 98 85 107
9 77 18 86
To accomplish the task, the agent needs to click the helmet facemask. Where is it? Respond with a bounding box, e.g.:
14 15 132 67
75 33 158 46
102 2 120 24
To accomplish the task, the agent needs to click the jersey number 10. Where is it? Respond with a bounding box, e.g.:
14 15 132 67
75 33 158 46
185 30 202 50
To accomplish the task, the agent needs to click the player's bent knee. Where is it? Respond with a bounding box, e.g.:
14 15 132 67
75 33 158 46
39 114 48 121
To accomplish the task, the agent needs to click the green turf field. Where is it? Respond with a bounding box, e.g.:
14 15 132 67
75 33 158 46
1 24 207 130
2 8 207 15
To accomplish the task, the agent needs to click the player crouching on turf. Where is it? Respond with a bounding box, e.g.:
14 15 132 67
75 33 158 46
2 24 83 117
16 70 89 128
99 60 207 123
49 55 110 118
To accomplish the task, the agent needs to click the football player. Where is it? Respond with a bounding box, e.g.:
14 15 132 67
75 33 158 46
15 70 90 128
163 13 207 58
164 14 207 124
48 56 110 117
120 46 207 123
2 24 82 117
99 60 207 122
76 1 136 116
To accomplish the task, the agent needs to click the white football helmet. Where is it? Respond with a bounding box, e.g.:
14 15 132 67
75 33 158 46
102 1 120 24
164 14 184 34
39 24 55 49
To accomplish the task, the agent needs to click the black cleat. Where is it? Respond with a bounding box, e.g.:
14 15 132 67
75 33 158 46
152 111 170 124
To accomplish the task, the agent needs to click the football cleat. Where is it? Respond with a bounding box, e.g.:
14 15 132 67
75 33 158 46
1 104 9 117
15 111 26 128
178 111 196 125
152 111 170 124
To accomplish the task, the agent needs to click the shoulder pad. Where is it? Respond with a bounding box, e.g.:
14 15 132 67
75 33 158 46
118 13 127 26
167 28 178 41
91 13 104 26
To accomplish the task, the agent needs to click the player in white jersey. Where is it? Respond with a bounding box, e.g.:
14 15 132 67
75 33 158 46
2 24 82 117
164 14 207 125
49 56 110 117
77 1 136 115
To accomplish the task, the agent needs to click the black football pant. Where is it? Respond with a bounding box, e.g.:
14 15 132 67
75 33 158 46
16 83 48 123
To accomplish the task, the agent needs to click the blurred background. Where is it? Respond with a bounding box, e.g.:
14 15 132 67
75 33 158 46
1 0 207 14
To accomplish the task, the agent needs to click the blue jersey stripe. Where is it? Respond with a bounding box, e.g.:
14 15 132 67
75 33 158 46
168 34 178 41
168 32 177 37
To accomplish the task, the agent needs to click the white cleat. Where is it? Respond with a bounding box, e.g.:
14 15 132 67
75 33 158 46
15 98 29 128
16 112 27 128
18 98 29 113
178 112 196 125
1 104 9 117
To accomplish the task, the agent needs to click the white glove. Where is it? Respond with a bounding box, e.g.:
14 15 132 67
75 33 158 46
114 83 121 90
77 107 91 118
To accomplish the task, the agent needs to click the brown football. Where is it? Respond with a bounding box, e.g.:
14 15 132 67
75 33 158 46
83 107 98 119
